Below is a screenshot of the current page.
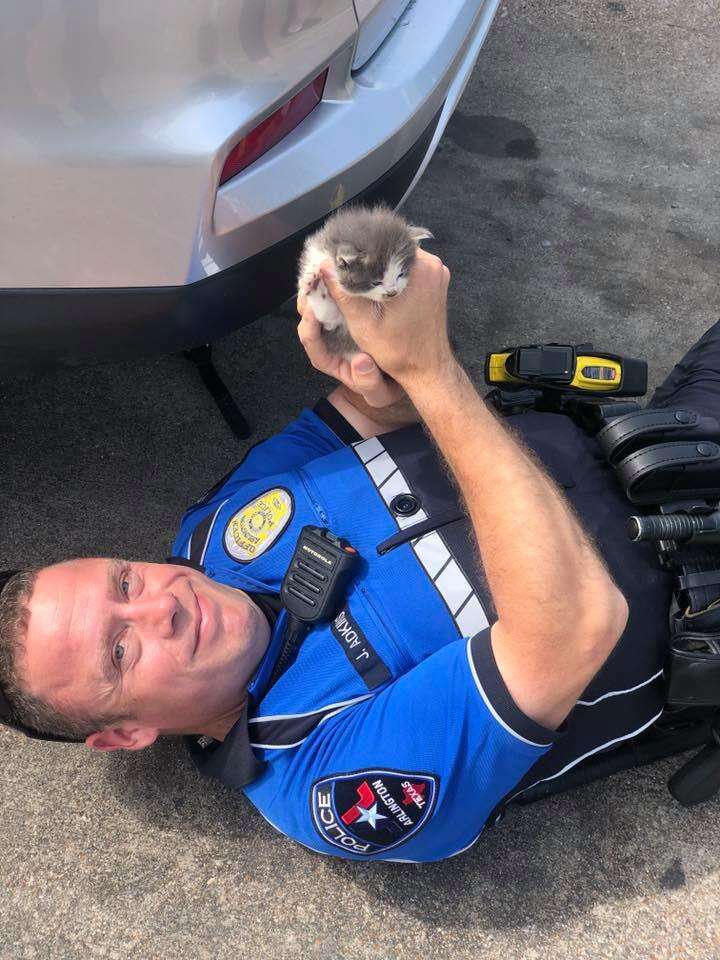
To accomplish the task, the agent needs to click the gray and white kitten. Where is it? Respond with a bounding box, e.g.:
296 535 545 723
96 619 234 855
298 206 433 356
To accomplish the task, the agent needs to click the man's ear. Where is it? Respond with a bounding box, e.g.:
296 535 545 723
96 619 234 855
85 725 159 752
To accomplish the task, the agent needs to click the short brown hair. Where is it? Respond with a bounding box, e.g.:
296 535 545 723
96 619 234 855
0 568 124 740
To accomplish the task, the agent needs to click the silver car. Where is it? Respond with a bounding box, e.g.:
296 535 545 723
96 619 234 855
1 0 500 365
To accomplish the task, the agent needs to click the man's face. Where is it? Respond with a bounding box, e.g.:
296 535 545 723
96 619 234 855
20 559 270 747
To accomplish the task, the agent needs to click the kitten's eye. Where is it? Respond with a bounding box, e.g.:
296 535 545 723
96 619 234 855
372 281 383 287
398 272 407 279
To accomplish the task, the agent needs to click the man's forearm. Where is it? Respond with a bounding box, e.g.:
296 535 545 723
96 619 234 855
402 360 623 647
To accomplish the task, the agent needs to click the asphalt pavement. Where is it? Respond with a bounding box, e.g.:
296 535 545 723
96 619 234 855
1 1 720 957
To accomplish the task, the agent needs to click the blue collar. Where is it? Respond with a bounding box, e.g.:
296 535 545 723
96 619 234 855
185 608 288 789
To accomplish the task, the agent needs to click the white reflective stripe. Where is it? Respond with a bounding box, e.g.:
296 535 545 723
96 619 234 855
456 594 489 636
365 451 398 486
377 470 411 505
250 738 308 750
199 497 230 566
435 560 473 615
249 694 374 749
414 531 451 578
354 436 384 463
506 708 664 805
396 508 428 530
465 638 553 749
248 693 372 724
353 437 490 639
577 669 664 706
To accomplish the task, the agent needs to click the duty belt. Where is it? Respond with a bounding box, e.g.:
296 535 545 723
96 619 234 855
580 400 720 803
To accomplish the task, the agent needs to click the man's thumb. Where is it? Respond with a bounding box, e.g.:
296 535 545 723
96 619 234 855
354 355 375 375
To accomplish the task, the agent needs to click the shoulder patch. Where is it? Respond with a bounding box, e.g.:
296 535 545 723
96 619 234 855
310 769 439 856
223 488 294 562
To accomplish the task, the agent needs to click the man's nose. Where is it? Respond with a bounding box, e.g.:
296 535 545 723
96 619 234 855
128 592 178 638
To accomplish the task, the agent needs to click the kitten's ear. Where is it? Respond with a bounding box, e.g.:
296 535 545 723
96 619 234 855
336 243 362 267
408 225 434 244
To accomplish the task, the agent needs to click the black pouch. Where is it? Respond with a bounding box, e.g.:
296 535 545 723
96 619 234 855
615 439 720 505
598 408 720 466
666 631 720 707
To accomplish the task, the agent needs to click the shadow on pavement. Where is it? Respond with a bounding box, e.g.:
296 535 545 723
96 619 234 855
105 743 717 931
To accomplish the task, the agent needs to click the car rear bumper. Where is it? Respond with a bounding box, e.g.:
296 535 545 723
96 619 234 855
0 0 501 365
0 106 442 366
206 0 501 283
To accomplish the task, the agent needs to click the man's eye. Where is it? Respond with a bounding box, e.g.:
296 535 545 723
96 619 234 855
120 578 130 597
113 640 126 666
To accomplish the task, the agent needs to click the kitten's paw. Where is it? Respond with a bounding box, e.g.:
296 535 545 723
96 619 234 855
308 280 343 330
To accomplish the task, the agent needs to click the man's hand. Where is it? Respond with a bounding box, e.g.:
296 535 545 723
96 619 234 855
318 249 454 388
296 295 406 409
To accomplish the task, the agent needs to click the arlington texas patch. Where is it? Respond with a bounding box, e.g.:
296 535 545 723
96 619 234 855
311 769 439 856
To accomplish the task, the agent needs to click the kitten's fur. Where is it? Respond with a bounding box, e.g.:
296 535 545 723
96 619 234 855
298 206 433 356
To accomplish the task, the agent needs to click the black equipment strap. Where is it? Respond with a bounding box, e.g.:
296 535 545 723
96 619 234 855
676 569 720 591
615 439 720 505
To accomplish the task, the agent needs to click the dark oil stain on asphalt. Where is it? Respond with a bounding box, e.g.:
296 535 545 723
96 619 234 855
445 113 540 160
659 858 686 890
496 166 557 205
505 138 540 160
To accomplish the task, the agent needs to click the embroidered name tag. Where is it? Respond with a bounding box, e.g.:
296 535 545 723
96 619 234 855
330 606 391 690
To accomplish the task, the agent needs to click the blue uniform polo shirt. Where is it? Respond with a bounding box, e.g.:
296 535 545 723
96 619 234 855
173 401 561 861
174 399 668 861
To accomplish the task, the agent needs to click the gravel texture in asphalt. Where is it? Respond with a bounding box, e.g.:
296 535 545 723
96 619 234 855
1 1 720 957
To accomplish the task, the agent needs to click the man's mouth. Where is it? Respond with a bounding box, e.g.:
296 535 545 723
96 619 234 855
192 586 210 657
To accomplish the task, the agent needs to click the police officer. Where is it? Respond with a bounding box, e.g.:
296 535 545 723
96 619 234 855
0 251 698 861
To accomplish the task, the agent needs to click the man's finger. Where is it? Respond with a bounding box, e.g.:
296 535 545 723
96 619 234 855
297 310 343 378
350 354 404 408
297 310 322 345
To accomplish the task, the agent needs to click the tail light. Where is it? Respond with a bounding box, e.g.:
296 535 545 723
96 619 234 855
219 69 328 186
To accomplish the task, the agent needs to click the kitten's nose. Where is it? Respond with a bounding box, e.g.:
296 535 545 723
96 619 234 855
386 290 398 298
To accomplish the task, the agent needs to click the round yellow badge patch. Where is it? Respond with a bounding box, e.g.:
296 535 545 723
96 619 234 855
223 488 294 562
